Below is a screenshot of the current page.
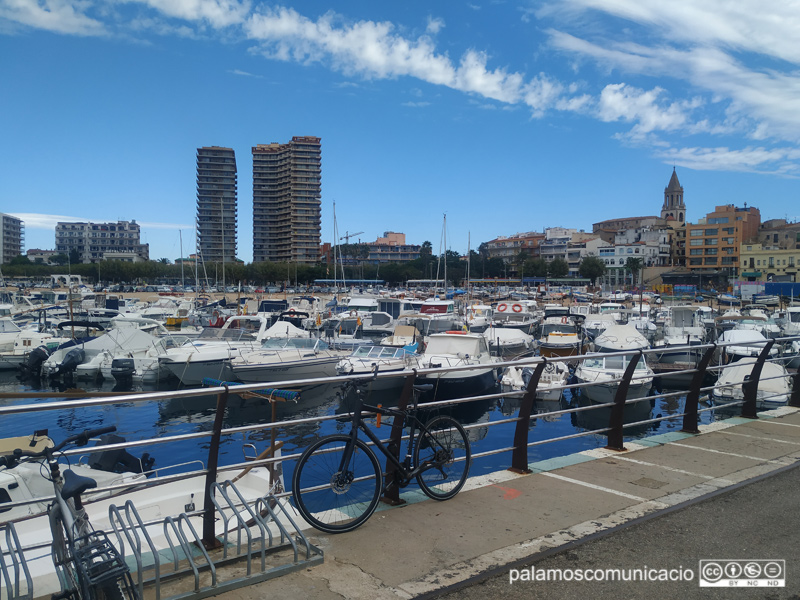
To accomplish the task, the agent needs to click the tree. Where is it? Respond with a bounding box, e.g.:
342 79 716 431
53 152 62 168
158 257 170 265
50 254 69 266
523 257 548 278
579 256 606 286
9 255 30 266
625 257 643 289
69 249 80 265
548 258 569 278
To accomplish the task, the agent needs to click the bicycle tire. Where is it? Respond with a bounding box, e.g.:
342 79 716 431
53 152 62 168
50 514 82 599
292 435 383 533
414 415 471 500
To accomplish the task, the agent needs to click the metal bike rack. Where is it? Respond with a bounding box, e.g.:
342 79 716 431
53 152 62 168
0 522 32 600
107 480 323 600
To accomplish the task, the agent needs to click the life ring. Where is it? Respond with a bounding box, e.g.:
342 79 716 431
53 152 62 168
497 303 508 312
561 316 568 324
349 310 357 317
512 304 522 313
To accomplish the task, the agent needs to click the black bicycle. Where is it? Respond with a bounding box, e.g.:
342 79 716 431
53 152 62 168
291 380 471 533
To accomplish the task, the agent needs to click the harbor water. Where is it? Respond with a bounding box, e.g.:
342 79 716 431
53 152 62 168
0 369 726 482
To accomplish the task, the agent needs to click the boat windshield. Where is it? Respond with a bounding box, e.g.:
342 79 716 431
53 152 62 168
261 337 328 350
582 355 648 370
541 323 578 335
197 328 256 341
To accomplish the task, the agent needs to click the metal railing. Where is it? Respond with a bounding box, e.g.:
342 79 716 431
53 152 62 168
1 333 799 599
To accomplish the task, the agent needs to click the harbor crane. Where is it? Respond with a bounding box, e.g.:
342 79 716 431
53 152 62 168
339 231 364 243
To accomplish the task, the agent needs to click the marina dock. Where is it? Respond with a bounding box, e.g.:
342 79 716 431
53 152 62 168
212 405 800 599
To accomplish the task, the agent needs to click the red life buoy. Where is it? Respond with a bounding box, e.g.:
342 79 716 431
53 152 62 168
497 303 508 312
561 316 568 324
512 303 522 313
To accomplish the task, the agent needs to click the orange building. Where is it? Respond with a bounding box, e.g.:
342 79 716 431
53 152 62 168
685 204 760 277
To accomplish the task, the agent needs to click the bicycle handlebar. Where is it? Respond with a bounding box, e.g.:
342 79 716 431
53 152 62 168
0 426 117 468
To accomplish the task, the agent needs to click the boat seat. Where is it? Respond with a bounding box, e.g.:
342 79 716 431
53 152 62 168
61 469 97 501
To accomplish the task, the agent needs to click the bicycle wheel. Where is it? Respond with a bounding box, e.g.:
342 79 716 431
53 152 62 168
414 415 471 500
292 434 383 533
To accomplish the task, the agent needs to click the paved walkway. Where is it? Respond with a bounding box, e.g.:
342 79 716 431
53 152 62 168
218 405 800 600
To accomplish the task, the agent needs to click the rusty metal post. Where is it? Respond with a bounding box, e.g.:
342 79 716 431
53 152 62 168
202 385 229 549
741 340 775 419
508 359 547 474
681 345 716 434
605 351 642 451
790 368 800 408
381 371 417 505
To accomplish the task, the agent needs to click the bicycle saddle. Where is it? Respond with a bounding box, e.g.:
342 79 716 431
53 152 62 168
61 469 97 501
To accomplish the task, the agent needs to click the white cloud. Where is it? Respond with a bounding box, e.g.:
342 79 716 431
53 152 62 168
426 15 444 35
9 213 191 231
0 0 106 35
244 7 535 105
130 0 251 28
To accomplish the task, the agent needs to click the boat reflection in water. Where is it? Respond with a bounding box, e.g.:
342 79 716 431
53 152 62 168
568 390 658 439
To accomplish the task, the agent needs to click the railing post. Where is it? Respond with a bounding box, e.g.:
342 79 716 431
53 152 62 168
381 371 417 505
508 359 547 474
202 385 229 549
605 351 642 451
741 340 775 419
790 368 800 408
681 344 716 434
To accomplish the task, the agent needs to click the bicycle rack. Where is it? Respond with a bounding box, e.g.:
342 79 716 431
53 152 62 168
0 522 32 600
107 480 323 600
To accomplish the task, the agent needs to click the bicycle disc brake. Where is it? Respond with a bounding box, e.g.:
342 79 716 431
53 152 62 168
330 470 354 495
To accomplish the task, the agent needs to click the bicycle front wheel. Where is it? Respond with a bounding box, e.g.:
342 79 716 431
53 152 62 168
414 415 471 500
292 435 383 533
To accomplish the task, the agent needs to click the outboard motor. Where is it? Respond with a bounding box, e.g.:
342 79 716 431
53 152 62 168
51 347 85 377
18 345 50 378
89 433 156 475
111 357 136 388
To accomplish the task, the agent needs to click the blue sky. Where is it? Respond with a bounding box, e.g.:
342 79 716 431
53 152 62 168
2 1 799 263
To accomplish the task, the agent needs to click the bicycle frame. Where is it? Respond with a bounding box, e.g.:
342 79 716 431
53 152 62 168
336 394 436 485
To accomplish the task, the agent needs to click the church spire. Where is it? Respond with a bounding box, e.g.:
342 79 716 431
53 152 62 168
662 167 685 225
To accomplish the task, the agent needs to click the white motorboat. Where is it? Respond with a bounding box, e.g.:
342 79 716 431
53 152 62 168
484 326 536 357
0 437 283 598
492 301 537 334
501 361 570 402
465 304 494 333
717 329 778 364
231 337 348 384
415 331 499 400
157 314 274 385
574 353 654 405
712 358 792 407
537 316 588 360
592 324 650 354
335 344 420 390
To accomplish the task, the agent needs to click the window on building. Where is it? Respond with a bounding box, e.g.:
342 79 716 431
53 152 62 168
704 229 719 235
705 238 717 245
690 230 703 236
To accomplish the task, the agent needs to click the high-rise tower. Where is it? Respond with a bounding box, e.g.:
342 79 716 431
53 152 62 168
252 136 321 264
196 146 237 264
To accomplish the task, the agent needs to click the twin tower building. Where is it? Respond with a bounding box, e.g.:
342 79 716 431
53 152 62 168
196 136 322 265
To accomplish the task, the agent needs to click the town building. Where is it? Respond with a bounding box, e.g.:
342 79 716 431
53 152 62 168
685 204 761 277
757 219 800 250
364 232 421 264
740 243 798 283
0 213 23 264
196 146 237 264
485 232 545 262
27 249 58 265
55 220 149 264
252 136 322 264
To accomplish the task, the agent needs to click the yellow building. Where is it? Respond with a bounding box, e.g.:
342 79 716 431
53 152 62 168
740 243 799 282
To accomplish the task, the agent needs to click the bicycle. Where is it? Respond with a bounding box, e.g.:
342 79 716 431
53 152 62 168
291 379 471 533
0 427 139 600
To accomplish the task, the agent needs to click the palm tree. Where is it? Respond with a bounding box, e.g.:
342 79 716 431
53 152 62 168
625 257 643 289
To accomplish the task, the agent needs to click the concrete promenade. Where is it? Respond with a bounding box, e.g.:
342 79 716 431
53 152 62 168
219 405 800 600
